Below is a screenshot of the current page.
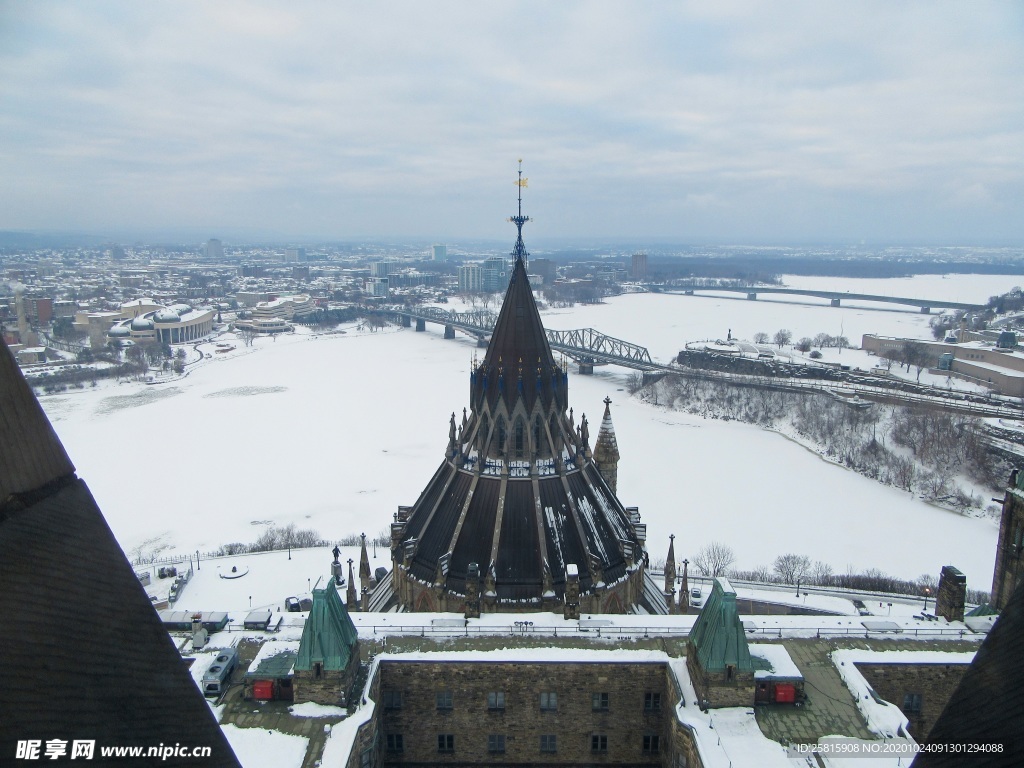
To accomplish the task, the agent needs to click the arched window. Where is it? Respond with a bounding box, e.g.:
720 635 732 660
534 416 542 455
515 418 525 457
497 417 506 453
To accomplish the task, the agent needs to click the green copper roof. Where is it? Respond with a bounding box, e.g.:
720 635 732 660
966 602 998 617
295 581 358 672
688 577 753 672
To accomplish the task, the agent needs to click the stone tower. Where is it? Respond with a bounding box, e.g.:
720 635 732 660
593 396 621 494
992 468 1024 611
389 164 649 615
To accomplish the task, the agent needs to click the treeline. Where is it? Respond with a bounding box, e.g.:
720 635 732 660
647 374 1009 514
211 524 390 557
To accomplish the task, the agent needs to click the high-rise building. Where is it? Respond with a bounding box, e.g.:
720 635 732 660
432 244 448 262
370 260 399 279
481 256 509 292
458 264 482 293
631 252 648 280
530 257 557 286
205 238 224 260
285 247 306 262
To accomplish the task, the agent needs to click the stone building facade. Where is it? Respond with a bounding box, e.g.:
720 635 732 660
992 471 1024 612
367 658 700 768
855 662 971 740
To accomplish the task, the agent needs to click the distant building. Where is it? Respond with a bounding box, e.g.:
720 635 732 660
365 277 390 298
632 252 648 280
458 264 482 293
285 247 307 262
371 260 400 279
432 244 448 262
107 302 216 344
531 257 556 286
205 238 224 260
481 256 509 292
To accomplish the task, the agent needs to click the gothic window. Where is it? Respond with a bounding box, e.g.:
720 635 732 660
515 418 525 457
497 418 506 453
534 416 542 455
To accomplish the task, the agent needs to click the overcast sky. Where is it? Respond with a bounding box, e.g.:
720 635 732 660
1 2 1022 245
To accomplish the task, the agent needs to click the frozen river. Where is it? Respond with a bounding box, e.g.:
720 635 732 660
39 272 1021 590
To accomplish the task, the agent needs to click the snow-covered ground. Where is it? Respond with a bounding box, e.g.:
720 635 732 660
38 273 1022 590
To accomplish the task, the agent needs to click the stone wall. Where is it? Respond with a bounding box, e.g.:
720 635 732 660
294 649 361 707
855 663 970 740
685 650 755 709
377 661 678 766
992 487 1024 611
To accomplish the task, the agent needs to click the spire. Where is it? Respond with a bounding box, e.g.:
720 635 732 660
359 532 372 590
665 534 677 598
593 396 621 493
509 158 531 268
346 558 357 610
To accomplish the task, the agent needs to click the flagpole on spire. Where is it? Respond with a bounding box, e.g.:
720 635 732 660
509 159 531 268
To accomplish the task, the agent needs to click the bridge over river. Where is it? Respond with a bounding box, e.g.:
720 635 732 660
393 305 1022 420
668 285 983 313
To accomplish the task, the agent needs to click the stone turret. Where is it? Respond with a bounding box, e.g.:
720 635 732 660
593 396 621 494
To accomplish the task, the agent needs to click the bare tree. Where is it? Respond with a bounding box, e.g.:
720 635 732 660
796 337 813 353
753 332 770 344
238 327 257 347
901 341 930 382
809 560 834 586
693 541 736 579
773 553 811 584
813 332 832 349
773 329 793 348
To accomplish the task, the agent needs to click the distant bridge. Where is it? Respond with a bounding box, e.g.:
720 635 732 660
391 307 659 371
668 285 983 313
392 305 1023 419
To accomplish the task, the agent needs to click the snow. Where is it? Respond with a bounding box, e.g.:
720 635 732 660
288 701 347 718
37 275 1016 588
219 724 308 768
831 649 976 737
748 643 801 680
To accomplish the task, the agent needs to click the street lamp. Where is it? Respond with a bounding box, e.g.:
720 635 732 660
922 587 931 612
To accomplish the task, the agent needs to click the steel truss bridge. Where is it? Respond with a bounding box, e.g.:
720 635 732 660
392 307 659 370
392 306 1024 420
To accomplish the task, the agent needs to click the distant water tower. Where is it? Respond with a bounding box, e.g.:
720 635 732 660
432 244 447 262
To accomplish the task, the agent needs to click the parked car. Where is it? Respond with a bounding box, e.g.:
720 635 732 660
690 587 703 607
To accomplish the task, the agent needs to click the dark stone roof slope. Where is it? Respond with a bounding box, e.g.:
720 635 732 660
914 577 1024 766
0 338 239 766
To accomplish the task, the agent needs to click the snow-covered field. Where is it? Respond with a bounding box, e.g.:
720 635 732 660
38 273 1021 590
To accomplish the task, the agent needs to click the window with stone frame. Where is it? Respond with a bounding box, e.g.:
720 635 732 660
488 691 505 710
385 734 404 753
382 689 402 709
591 734 608 753
540 691 557 711
437 734 454 753
643 734 660 754
540 734 557 753
436 689 453 711
903 692 923 714
644 692 661 712
592 691 609 711
488 735 506 754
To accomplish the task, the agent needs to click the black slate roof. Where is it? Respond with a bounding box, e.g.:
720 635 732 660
914 576 1024 766
0 340 239 766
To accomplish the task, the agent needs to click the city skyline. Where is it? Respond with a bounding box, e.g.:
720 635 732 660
1 2 1022 245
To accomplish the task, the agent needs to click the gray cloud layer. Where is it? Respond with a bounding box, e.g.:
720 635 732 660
1 1 1021 243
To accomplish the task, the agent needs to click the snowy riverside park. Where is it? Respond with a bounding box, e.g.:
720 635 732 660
39 271 1019 601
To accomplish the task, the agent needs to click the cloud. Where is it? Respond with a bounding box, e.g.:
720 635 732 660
0 1 1021 243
